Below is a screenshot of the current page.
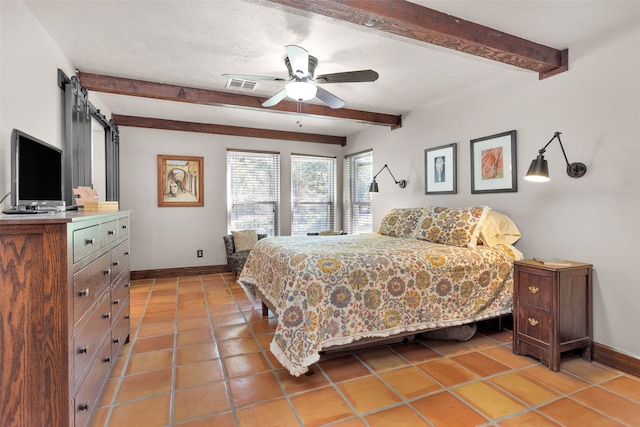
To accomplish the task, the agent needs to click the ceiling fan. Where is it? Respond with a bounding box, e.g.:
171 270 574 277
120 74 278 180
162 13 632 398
222 45 379 109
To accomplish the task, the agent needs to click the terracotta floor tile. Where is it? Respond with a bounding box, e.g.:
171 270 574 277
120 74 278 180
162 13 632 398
421 338 471 357
228 371 283 407
572 386 640 425
357 347 408 372
223 352 271 378
173 381 231 423
255 333 275 351
480 344 539 369
452 351 511 377
211 312 246 326
109 355 127 378
175 359 225 389
276 366 330 394
178 412 235 427
338 375 401 414
412 391 488 427
498 410 561 426
141 310 177 324
176 342 220 365
235 398 300 427
116 368 173 402
462 332 506 350
126 348 174 374
132 334 174 353
319 354 371 383
177 307 209 319
601 375 640 402
380 366 442 399
329 418 368 427
489 372 560 406
137 322 175 338
107 394 171 427
249 317 278 334
417 358 479 387
177 317 211 331
390 341 440 363
454 381 527 419
96 378 118 407
176 328 214 346
561 357 619 383
364 404 429 426
88 406 109 427
479 328 514 344
210 302 241 314
218 337 261 357
144 302 176 313
521 365 590 394
539 397 625 426
214 323 254 340
290 387 354 426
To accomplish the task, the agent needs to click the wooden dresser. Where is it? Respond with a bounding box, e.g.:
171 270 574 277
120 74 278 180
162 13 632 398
0 211 131 426
513 259 592 371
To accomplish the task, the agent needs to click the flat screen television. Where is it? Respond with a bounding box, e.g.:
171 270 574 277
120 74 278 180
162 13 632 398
7 129 65 212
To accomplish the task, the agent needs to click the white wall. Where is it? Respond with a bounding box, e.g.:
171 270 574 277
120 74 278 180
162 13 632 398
346 23 640 359
118 126 342 271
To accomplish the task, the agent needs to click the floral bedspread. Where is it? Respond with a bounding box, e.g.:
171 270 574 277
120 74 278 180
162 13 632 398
238 233 522 376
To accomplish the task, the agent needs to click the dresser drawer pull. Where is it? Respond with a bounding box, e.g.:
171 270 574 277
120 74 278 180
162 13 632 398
78 288 90 297
125 282 131 288
103 269 111 275
103 356 111 363
527 318 539 327
78 403 89 411
112 261 120 267
113 299 120 305
113 338 119 344
107 230 115 235
125 251 130 256
102 313 111 319
528 286 540 294
78 346 89 354
121 225 128 230
124 315 130 320
85 238 96 246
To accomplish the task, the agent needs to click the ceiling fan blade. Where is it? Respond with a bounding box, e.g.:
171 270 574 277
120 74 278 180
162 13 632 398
222 73 285 82
286 45 309 78
315 69 379 84
316 86 345 109
262 89 288 107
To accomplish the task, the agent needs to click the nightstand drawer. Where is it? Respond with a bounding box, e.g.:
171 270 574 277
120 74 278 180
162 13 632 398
517 304 550 343
516 270 551 308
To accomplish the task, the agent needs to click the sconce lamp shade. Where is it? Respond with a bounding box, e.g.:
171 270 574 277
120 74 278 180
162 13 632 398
525 155 550 182
285 81 317 101
369 180 379 192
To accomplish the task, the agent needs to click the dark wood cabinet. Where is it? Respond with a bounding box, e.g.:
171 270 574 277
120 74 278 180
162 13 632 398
0 211 130 426
513 259 592 371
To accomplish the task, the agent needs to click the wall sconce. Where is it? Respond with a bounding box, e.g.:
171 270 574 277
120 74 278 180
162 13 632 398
525 132 587 182
369 164 407 192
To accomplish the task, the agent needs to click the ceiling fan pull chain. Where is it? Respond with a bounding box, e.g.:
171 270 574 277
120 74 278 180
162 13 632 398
296 101 302 127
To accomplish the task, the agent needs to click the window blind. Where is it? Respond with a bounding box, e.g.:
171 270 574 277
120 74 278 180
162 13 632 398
227 150 280 236
343 150 373 234
291 154 336 235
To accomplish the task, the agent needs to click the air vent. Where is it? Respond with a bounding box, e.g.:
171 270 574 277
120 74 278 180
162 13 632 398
226 78 258 91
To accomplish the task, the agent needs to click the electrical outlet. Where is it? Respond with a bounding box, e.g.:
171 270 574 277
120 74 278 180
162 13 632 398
197 249 203 258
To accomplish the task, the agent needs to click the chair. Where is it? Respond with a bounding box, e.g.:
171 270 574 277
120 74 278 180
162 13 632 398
223 233 267 277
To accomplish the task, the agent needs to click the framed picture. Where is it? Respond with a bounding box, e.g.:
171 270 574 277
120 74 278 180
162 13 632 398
157 154 204 207
425 143 457 194
470 130 517 194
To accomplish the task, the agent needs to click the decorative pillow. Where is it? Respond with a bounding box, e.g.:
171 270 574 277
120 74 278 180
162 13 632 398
379 207 430 238
232 229 258 252
478 210 522 247
318 230 344 236
415 206 489 248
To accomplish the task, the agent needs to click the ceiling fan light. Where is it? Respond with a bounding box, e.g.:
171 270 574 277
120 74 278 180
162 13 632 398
286 81 317 101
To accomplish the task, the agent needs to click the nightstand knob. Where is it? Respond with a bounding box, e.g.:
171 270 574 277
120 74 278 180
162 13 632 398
527 317 539 327
528 286 539 294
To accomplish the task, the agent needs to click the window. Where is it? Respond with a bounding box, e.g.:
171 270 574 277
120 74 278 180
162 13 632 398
291 154 336 235
343 150 373 234
227 150 280 236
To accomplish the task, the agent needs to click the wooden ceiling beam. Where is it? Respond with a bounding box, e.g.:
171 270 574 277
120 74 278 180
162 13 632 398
265 0 568 79
112 114 347 146
78 72 402 129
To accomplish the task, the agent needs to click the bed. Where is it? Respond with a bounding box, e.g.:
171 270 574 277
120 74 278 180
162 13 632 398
238 206 523 376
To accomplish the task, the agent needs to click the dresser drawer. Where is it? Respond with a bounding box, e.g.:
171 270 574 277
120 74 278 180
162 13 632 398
101 220 118 247
73 338 112 427
73 253 111 325
517 304 550 344
110 239 130 282
73 224 101 262
73 293 112 385
117 216 130 239
111 299 130 359
111 273 130 316
516 270 552 308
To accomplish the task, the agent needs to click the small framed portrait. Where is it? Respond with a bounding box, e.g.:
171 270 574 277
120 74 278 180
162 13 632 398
425 143 457 194
470 130 517 194
157 154 204 207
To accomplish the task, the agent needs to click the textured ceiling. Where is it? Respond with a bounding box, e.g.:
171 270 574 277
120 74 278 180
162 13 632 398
24 0 640 138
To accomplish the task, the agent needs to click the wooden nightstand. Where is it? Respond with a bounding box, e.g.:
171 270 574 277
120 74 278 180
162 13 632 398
513 259 593 371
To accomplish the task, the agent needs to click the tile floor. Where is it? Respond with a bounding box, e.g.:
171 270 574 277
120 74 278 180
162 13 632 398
90 273 640 427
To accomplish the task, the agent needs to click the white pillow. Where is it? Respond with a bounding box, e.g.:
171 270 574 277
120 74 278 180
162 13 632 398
232 230 258 252
478 210 521 247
